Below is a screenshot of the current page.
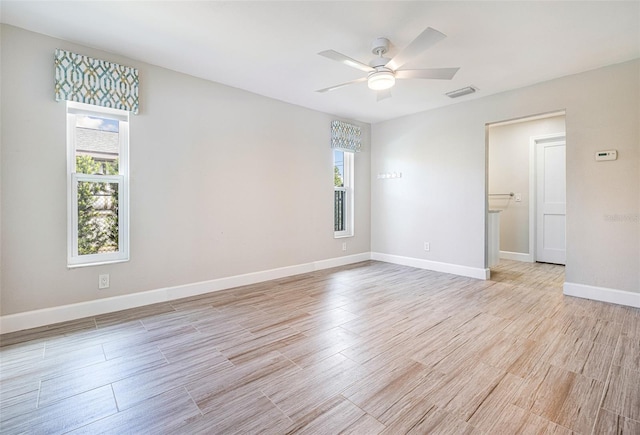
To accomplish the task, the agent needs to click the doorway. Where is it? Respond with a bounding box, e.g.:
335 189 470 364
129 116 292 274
486 112 566 269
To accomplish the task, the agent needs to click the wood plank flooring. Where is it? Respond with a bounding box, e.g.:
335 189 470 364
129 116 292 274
1 260 639 434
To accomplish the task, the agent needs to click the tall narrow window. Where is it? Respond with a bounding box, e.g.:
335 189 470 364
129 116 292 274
67 102 129 266
334 149 354 237
330 120 360 237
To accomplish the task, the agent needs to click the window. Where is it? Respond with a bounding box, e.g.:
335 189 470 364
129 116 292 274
67 102 129 266
334 149 354 237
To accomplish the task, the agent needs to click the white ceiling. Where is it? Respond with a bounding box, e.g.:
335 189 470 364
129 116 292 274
2 1 639 123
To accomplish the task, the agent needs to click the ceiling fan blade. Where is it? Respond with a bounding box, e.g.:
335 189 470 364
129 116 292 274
315 77 367 93
318 50 374 73
385 27 447 71
376 89 392 102
395 67 460 80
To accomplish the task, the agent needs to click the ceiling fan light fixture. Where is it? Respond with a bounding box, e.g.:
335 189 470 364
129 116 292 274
368 70 395 90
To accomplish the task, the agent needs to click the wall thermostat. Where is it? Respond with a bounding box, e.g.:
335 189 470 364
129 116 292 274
595 150 617 161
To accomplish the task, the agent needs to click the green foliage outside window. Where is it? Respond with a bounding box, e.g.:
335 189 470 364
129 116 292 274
76 155 119 255
334 165 343 187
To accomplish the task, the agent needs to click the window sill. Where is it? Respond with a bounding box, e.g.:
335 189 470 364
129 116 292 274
334 233 354 239
67 258 129 269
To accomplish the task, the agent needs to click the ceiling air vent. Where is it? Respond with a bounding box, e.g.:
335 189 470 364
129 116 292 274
446 86 477 99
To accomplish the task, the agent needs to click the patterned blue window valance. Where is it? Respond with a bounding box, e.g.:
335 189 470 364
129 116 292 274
331 120 361 152
55 49 139 114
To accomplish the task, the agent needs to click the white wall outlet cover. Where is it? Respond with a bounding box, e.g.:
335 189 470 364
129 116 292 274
99 274 110 289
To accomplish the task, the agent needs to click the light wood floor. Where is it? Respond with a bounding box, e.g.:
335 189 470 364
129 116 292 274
1 260 639 434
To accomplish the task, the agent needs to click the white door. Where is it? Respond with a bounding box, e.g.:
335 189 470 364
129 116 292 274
536 139 566 264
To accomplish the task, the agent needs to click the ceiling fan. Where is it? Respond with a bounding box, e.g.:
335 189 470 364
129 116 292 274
316 27 460 101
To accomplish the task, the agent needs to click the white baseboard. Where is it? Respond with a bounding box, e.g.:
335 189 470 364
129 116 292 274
312 253 371 271
563 282 640 308
371 252 489 280
0 252 371 334
499 251 533 262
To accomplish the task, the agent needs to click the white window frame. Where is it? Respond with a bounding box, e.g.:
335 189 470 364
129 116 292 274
334 150 354 238
67 101 129 267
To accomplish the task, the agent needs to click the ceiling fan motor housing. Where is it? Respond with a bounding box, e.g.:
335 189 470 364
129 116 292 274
371 37 390 56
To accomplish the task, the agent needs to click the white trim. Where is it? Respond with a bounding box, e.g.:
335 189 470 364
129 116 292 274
313 252 370 270
371 252 490 280
499 251 533 262
69 174 126 266
334 150 354 238
528 135 536 261
563 282 640 308
0 253 371 334
488 111 566 128
67 101 129 121
67 103 130 267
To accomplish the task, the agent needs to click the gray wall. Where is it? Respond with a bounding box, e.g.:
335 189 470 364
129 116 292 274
488 115 566 255
0 25 371 316
2 23 639 319
372 60 639 293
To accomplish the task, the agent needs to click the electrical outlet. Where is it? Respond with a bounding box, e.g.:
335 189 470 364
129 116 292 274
342 242 347 251
424 242 430 251
98 274 110 289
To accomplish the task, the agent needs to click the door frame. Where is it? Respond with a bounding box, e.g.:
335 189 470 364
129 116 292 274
484 110 566 271
529 133 566 263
